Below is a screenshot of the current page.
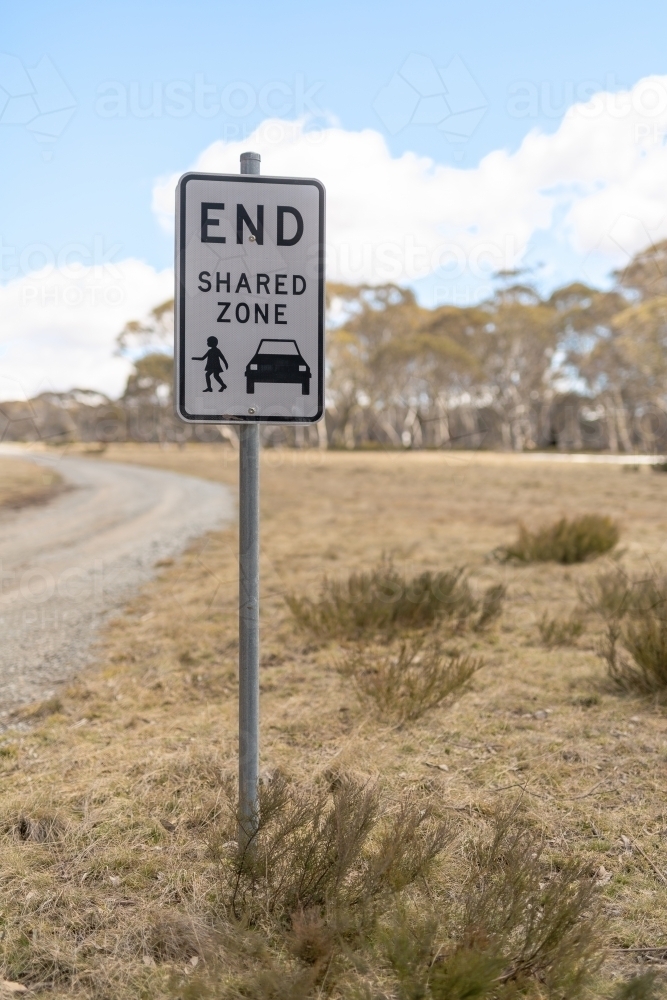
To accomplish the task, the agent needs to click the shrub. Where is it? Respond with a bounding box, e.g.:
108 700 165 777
584 567 667 693
379 810 602 1000
538 611 585 647
476 583 507 631
582 565 667 619
169 785 604 1000
458 810 602 995
611 973 661 1000
603 617 667 694
582 566 634 618
226 774 451 924
497 515 620 565
286 562 505 640
338 634 482 722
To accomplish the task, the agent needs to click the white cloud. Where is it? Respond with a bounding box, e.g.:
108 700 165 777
153 76 667 285
5 74 667 402
0 259 172 401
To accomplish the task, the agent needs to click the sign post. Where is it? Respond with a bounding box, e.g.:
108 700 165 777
238 151 261 849
174 152 325 848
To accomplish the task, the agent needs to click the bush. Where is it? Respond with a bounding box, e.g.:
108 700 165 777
582 565 667 619
611 973 662 1000
458 811 602 995
582 566 635 618
603 617 667 694
584 566 667 693
168 785 604 1000
498 515 620 565
338 634 482 722
226 774 451 924
286 562 505 640
538 611 585 647
379 809 602 1000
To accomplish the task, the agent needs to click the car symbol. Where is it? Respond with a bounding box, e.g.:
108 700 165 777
245 338 311 395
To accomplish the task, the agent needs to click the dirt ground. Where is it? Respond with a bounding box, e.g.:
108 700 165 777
0 457 63 510
3 444 667 996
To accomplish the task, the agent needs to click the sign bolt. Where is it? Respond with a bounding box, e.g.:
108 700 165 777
248 406 257 414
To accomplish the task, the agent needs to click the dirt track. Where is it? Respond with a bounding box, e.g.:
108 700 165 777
0 452 233 714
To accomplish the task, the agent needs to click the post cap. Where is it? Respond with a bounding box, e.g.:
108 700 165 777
240 151 261 175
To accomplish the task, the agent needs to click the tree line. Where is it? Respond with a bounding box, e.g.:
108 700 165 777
5 240 667 453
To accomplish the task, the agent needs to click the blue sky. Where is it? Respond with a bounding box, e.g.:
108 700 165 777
2 0 667 397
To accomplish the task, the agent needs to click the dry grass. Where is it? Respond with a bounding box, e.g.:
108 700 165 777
0 456 64 510
538 611 586 648
2 445 667 996
498 514 620 564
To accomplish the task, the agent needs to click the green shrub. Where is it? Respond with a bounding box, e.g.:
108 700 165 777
338 634 482 722
286 562 505 640
497 515 620 565
538 611 585 647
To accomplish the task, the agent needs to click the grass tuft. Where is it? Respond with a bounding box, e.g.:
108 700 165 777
143 911 209 963
538 611 585 647
498 514 620 564
477 583 507 631
337 634 482 722
12 697 64 722
286 562 504 640
13 813 65 844
581 565 657 619
611 972 662 1000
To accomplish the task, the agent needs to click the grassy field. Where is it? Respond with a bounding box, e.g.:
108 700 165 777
3 444 667 998
0 456 63 510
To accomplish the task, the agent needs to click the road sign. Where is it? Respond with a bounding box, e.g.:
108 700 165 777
175 170 325 424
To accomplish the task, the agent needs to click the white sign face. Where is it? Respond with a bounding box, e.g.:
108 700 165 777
175 172 325 424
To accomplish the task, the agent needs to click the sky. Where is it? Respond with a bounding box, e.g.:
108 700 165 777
3 0 667 399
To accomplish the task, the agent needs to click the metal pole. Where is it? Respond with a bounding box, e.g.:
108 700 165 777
238 150 261 849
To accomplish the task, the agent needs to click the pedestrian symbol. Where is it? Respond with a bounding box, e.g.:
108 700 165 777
191 335 229 392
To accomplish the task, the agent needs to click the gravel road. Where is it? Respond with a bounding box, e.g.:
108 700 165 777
0 453 233 714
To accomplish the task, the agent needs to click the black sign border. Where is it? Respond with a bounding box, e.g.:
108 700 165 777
176 172 325 424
